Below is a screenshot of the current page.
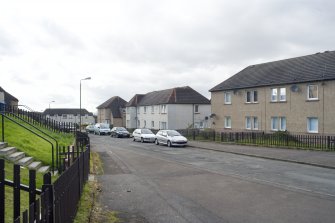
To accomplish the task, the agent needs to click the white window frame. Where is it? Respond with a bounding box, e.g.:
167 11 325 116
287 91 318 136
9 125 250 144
224 116 231 129
253 117 259 130
307 117 318 133
224 92 232 104
144 106 147 113
271 88 278 102
161 105 167 114
194 105 199 113
279 88 286 101
245 117 251 130
271 116 286 131
246 90 258 103
307 85 318 100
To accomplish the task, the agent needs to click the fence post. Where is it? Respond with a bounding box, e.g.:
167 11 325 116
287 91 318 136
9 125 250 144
42 173 54 223
13 164 20 221
29 169 37 220
0 159 4 223
1 114 4 142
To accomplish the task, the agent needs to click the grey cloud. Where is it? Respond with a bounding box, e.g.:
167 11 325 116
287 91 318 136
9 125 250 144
0 28 17 56
39 20 84 50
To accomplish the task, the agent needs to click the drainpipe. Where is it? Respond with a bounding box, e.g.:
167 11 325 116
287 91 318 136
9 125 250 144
192 104 195 129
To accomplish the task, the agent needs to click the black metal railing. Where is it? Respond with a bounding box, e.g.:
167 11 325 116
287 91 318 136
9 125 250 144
3 105 78 133
179 129 335 151
0 132 90 223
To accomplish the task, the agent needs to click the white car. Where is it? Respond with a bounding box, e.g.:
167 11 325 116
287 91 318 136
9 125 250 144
155 130 188 147
132 129 156 143
93 123 111 135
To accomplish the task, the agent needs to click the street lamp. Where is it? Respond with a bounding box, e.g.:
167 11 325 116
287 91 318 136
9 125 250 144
48 101 55 118
80 77 91 131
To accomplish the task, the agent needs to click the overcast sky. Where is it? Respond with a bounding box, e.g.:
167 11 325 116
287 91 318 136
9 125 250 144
1 0 334 114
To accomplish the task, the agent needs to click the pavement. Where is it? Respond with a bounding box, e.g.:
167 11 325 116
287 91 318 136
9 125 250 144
188 140 335 169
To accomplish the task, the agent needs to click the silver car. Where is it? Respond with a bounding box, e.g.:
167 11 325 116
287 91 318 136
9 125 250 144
132 129 156 143
93 123 111 135
155 130 188 147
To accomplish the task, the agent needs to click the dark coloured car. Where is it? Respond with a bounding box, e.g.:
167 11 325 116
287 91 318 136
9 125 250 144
110 127 130 138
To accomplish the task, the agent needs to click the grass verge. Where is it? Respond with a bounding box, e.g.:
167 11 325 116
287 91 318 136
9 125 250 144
74 152 121 223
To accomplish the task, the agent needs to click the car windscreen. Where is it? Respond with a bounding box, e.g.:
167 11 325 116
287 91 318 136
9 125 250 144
100 124 109 129
141 129 153 134
167 130 181 136
117 127 127 131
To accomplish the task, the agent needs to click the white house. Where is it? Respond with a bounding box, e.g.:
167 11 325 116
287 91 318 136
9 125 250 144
43 108 95 125
126 86 211 130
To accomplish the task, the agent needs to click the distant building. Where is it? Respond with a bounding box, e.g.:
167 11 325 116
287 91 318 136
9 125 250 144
96 96 127 127
0 86 19 109
210 51 335 135
43 108 95 125
126 86 211 130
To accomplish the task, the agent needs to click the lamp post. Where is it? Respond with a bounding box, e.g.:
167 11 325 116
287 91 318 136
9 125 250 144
48 100 55 118
80 77 91 131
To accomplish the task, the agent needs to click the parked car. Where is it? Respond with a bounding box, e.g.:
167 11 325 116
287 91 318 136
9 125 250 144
93 123 111 135
155 130 188 147
85 124 95 133
132 129 156 143
111 127 130 138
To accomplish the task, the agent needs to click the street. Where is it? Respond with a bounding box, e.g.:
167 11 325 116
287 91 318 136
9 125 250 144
91 134 335 223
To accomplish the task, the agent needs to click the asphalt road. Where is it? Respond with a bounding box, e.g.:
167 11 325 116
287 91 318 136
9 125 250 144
90 134 335 223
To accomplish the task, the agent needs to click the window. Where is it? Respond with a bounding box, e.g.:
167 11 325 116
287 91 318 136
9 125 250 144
224 116 231 128
161 122 167 129
144 106 147 113
194 105 199 113
62 114 67 119
224 92 232 104
307 117 318 133
151 106 154 113
271 88 278 101
271 87 286 102
271 117 286 131
308 85 318 100
279 88 286 101
271 117 278 131
245 116 258 130
246 117 251 129
137 108 140 114
161 105 167 113
68 114 73 119
151 121 154 128
246 90 258 103
144 120 146 127
253 117 259 130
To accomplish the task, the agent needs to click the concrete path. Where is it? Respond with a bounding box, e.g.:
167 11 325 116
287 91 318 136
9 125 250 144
188 141 335 169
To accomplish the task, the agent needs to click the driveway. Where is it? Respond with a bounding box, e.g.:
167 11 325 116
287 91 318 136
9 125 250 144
90 134 335 223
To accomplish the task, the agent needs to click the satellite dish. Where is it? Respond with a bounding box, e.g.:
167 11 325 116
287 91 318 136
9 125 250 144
290 84 300 92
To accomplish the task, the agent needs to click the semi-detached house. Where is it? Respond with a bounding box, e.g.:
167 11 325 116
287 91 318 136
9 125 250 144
210 51 335 135
126 86 211 130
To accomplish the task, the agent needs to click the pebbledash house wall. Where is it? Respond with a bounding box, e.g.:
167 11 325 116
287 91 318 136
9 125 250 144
126 104 211 130
211 80 335 135
97 108 111 123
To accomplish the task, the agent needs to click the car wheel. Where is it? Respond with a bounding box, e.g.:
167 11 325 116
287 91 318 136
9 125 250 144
155 139 159 145
141 138 144 143
133 137 136 141
167 141 171 147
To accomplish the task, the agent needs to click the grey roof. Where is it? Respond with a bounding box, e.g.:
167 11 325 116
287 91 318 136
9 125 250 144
43 108 93 116
210 51 335 92
96 96 127 118
126 86 210 107
0 86 19 103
